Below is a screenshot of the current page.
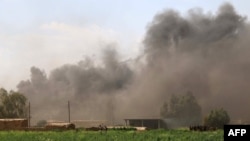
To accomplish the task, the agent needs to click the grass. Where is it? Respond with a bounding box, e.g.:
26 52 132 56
0 129 223 141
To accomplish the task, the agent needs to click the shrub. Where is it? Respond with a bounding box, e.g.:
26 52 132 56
204 108 230 129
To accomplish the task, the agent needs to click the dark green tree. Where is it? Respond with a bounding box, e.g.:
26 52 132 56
204 108 230 129
160 91 202 126
0 88 8 118
0 88 27 118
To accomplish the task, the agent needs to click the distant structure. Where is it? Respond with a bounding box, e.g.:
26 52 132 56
45 122 75 130
72 120 108 128
45 120 75 130
0 119 28 130
230 119 250 125
124 118 167 129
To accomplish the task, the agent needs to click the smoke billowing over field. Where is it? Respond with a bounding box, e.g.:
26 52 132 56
17 3 250 124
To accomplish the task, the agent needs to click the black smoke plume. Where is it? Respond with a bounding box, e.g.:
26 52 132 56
18 3 250 124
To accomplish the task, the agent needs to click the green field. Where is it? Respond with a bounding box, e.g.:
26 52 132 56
0 129 223 141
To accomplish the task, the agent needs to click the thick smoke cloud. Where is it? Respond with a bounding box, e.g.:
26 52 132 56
17 47 133 124
18 3 250 124
141 2 250 121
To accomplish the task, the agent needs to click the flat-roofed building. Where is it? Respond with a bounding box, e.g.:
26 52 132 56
124 118 167 129
0 118 28 130
72 120 108 128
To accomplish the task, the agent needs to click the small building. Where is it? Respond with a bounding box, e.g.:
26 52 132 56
0 118 28 130
45 122 75 130
72 120 108 128
124 118 167 129
230 119 250 125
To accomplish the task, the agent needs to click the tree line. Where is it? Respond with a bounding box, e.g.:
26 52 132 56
160 91 230 129
0 87 230 129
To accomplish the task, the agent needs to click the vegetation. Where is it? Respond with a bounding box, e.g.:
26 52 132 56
110 126 136 131
0 129 223 141
160 91 202 126
0 88 27 118
204 108 230 129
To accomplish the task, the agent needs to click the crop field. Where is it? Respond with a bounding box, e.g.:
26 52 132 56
0 129 223 141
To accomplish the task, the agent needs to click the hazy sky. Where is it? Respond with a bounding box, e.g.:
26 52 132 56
0 0 249 90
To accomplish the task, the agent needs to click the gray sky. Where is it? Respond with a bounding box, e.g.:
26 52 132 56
0 0 249 90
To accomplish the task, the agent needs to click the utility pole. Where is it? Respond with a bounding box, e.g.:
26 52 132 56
68 101 70 123
28 102 31 127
